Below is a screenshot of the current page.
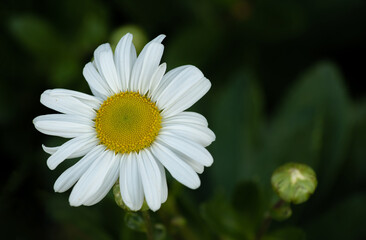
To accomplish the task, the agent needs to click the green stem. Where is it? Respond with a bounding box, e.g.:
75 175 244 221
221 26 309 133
255 213 272 240
142 210 154 240
255 199 285 240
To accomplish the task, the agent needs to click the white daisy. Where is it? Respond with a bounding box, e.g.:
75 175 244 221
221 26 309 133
33 33 215 211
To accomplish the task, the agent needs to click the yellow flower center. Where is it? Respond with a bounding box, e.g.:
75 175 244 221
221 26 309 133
95 91 162 154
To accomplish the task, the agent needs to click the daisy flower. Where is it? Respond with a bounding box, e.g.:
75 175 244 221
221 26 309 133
33 33 215 211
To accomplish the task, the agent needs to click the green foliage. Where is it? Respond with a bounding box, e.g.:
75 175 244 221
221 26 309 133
210 70 264 193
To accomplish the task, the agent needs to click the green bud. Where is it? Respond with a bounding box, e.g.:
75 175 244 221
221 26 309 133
110 25 148 52
270 200 292 221
271 163 317 204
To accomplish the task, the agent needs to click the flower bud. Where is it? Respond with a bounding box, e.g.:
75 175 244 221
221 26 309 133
271 162 317 204
110 25 147 52
270 200 292 221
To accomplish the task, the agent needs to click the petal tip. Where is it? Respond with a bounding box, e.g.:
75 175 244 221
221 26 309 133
46 160 56 170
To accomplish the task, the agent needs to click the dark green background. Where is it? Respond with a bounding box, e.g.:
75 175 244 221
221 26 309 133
1 0 365 239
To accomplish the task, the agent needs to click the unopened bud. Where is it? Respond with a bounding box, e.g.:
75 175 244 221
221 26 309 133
270 200 292 221
110 25 147 52
271 163 317 204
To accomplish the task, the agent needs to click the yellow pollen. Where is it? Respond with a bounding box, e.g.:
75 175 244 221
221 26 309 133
95 91 162 154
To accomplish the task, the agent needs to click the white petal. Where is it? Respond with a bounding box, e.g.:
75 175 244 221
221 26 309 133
138 149 162 211
162 77 211 117
157 134 213 167
42 138 98 160
83 151 120 206
151 65 191 103
129 34 165 93
120 153 144 211
69 148 119 206
83 62 111 99
151 141 200 189
155 66 203 110
54 145 104 192
163 111 208 126
151 34 166 43
156 160 168 203
114 33 137 91
42 89 102 109
33 114 94 138
160 122 215 147
68 148 107 206
184 158 204 174
46 134 98 170
171 150 204 174
42 145 58 155
94 43 121 93
148 63 166 98
130 42 164 94
41 90 97 119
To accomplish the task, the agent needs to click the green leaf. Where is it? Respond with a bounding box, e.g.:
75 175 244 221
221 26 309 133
8 15 62 58
341 100 366 186
259 62 351 199
210 70 264 193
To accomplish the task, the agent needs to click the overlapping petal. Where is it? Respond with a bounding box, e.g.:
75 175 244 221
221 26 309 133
151 140 201 189
46 133 98 170
120 153 144 211
138 149 162 211
54 145 104 193
83 62 112 99
157 133 213 167
69 148 120 206
93 43 121 93
129 35 165 93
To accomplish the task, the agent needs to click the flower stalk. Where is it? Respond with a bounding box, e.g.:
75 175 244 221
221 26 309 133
142 210 155 240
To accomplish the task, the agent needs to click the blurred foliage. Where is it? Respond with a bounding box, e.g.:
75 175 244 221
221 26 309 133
1 0 365 239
